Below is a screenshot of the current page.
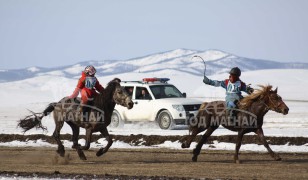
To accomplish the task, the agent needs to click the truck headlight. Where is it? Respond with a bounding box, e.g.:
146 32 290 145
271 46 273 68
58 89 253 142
172 105 185 112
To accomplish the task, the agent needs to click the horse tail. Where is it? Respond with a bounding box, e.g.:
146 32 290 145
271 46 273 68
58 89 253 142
42 103 56 116
18 102 57 133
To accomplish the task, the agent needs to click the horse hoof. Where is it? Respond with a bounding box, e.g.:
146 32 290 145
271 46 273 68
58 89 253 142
192 156 198 162
79 155 87 161
57 150 65 157
96 148 105 157
76 149 87 160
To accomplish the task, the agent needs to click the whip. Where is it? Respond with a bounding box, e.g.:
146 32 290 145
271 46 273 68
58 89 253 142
191 55 206 76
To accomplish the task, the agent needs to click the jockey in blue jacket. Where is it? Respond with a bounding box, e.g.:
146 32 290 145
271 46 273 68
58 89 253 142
203 67 253 114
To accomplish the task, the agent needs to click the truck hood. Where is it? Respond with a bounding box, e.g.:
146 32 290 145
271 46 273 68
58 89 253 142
155 98 203 105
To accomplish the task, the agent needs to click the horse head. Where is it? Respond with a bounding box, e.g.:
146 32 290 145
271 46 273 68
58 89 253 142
267 87 289 115
106 78 133 109
239 85 289 115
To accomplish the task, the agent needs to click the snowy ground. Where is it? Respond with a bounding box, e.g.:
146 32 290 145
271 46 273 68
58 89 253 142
0 100 307 137
0 69 307 152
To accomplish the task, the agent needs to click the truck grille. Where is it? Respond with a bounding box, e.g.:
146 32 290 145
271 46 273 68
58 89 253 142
183 104 201 111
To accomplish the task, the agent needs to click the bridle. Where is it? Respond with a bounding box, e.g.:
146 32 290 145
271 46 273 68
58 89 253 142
113 86 130 106
261 94 283 112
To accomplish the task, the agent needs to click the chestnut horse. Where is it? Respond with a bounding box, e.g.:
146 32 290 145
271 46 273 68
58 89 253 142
182 85 289 163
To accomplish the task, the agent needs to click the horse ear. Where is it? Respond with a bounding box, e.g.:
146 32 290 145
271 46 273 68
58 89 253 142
273 87 278 93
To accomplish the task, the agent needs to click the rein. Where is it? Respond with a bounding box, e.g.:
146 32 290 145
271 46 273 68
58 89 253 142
259 95 282 112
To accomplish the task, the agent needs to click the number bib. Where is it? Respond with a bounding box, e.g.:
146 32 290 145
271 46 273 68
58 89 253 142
85 77 97 89
226 81 242 94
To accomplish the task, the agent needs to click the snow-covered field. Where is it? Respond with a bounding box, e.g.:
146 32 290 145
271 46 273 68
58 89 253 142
0 69 307 152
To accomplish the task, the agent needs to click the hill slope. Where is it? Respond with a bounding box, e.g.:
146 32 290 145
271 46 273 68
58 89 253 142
1 49 308 82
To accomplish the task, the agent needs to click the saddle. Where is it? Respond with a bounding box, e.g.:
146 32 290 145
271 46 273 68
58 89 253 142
62 98 93 122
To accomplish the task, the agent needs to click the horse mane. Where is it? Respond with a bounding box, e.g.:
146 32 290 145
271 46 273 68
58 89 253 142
104 79 119 99
238 85 273 110
95 78 120 108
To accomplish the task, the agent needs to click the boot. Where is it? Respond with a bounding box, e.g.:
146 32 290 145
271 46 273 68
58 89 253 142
227 100 239 123
81 100 94 123
227 108 238 124
81 104 89 122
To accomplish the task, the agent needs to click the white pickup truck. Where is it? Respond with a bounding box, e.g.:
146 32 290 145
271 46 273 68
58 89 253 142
111 78 202 129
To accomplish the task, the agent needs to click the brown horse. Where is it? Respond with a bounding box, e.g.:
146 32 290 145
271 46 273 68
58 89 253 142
18 78 133 160
181 85 289 163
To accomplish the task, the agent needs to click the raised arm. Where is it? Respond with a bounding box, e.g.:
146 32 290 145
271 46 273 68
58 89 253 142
203 76 227 88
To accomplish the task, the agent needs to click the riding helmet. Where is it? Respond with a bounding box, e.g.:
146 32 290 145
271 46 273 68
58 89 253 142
84 65 96 76
229 67 241 77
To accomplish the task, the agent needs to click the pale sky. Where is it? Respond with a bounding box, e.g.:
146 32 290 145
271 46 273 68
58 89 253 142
0 0 307 69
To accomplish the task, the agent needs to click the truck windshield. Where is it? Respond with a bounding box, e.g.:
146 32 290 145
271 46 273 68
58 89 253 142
149 85 184 99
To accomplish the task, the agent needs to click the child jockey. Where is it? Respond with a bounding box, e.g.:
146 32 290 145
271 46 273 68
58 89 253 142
69 65 104 121
203 67 253 118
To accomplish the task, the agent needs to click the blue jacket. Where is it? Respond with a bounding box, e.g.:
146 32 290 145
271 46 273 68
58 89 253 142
203 77 249 103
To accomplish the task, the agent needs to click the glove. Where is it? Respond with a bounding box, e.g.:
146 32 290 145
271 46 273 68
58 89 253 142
247 86 254 94
203 76 210 84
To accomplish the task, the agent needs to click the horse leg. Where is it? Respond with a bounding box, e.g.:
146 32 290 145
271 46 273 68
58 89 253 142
234 130 246 164
66 121 86 160
52 120 65 157
96 127 113 157
256 128 281 161
81 128 92 150
181 126 205 148
192 126 217 162
66 121 80 149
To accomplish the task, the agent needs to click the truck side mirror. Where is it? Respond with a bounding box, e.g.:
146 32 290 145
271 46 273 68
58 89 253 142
182 93 187 98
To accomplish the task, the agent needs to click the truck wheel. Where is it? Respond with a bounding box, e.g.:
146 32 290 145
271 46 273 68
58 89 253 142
157 110 174 130
110 111 124 128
